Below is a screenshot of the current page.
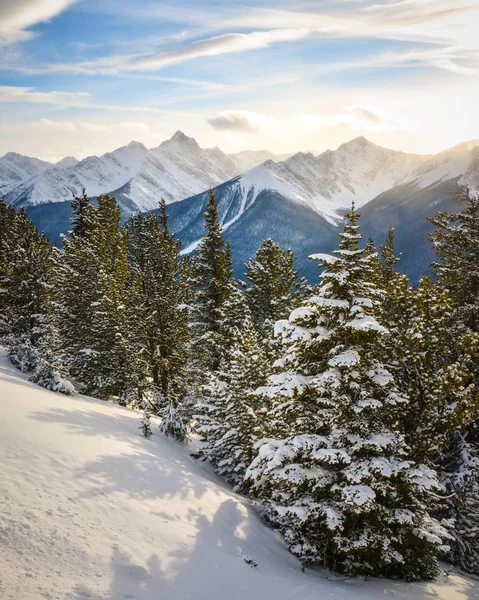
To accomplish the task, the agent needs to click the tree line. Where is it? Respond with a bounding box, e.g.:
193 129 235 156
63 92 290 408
0 186 478 581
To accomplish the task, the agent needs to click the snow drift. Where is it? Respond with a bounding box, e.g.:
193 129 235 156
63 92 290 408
0 348 476 600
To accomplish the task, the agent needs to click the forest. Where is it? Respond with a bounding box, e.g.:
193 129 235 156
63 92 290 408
1 186 478 582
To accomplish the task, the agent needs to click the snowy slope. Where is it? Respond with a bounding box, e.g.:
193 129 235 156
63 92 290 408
0 349 477 600
204 137 431 226
0 152 51 197
408 139 479 190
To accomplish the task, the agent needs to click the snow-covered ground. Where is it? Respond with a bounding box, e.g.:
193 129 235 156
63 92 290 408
0 348 477 600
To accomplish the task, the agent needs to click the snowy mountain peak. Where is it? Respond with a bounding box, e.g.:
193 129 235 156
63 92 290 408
126 140 148 151
55 156 79 169
171 130 190 141
162 130 199 148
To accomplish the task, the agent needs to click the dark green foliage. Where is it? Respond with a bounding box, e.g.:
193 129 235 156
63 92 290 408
195 288 269 487
190 190 234 374
127 199 190 439
55 194 131 398
243 238 304 330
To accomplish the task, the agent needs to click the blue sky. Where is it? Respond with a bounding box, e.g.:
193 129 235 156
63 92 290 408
0 0 478 161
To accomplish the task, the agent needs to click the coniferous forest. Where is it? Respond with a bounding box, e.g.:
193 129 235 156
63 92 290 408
1 185 479 582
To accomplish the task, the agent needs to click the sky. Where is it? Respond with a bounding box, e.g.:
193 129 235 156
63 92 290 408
0 0 478 162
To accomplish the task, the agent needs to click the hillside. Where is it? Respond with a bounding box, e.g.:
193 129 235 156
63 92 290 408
0 349 477 600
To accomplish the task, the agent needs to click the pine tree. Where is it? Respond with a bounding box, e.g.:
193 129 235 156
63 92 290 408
139 406 153 439
195 289 269 488
243 239 303 330
0 199 17 336
428 186 479 575
428 185 479 333
439 426 479 576
380 275 479 462
70 187 95 238
29 311 74 395
245 204 449 580
55 194 131 398
379 225 402 288
190 190 233 374
0 206 63 387
126 200 191 439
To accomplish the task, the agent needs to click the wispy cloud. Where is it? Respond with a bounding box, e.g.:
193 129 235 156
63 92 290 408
0 85 90 106
6 0 476 78
34 28 310 74
0 0 78 45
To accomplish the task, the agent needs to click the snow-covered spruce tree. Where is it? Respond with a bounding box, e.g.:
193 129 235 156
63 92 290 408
0 206 62 384
126 200 191 440
379 225 402 289
190 190 233 375
428 185 479 334
439 425 479 575
195 287 269 488
55 193 132 398
0 199 17 336
245 203 449 580
139 406 153 439
380 275 479 462
427 186 479 575
243 238 304 331
29 309 74 395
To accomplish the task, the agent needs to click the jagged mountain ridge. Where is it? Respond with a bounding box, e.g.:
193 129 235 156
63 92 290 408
4 134 479 282
165 137 479 281
0 132 287 213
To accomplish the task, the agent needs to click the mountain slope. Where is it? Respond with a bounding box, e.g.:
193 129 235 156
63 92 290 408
0 349 474 600
166 137 430 236
8 136 479 282
1 133 287 214
0 152 51 197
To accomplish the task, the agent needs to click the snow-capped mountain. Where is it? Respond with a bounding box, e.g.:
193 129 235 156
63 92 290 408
55 156 79 169
1 132 286 213
193 137 431 228
0 152 51 197
164 137 479 281
4 134 479 282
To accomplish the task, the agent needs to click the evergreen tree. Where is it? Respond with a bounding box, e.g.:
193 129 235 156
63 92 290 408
428 185 479 333
195 289 269 488
190 190 233 374
245 204 449 580
243 239 303 330
0 199 17 336
380 275 479 462
379 225 402 288
428 186 479 575
126 200 190 439
70 187 95 238
439 426 479 576
55 194 131 398
139 406 153 439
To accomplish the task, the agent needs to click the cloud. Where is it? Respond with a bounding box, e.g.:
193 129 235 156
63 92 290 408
0 85 208 117
0 85 90 106
3 1 476 78
296 105 408 133
130 29 310 71
208 110 266 133
0 0 78 45
43 28 310 74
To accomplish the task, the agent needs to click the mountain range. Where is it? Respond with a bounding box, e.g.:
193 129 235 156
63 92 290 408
1 132 478 281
